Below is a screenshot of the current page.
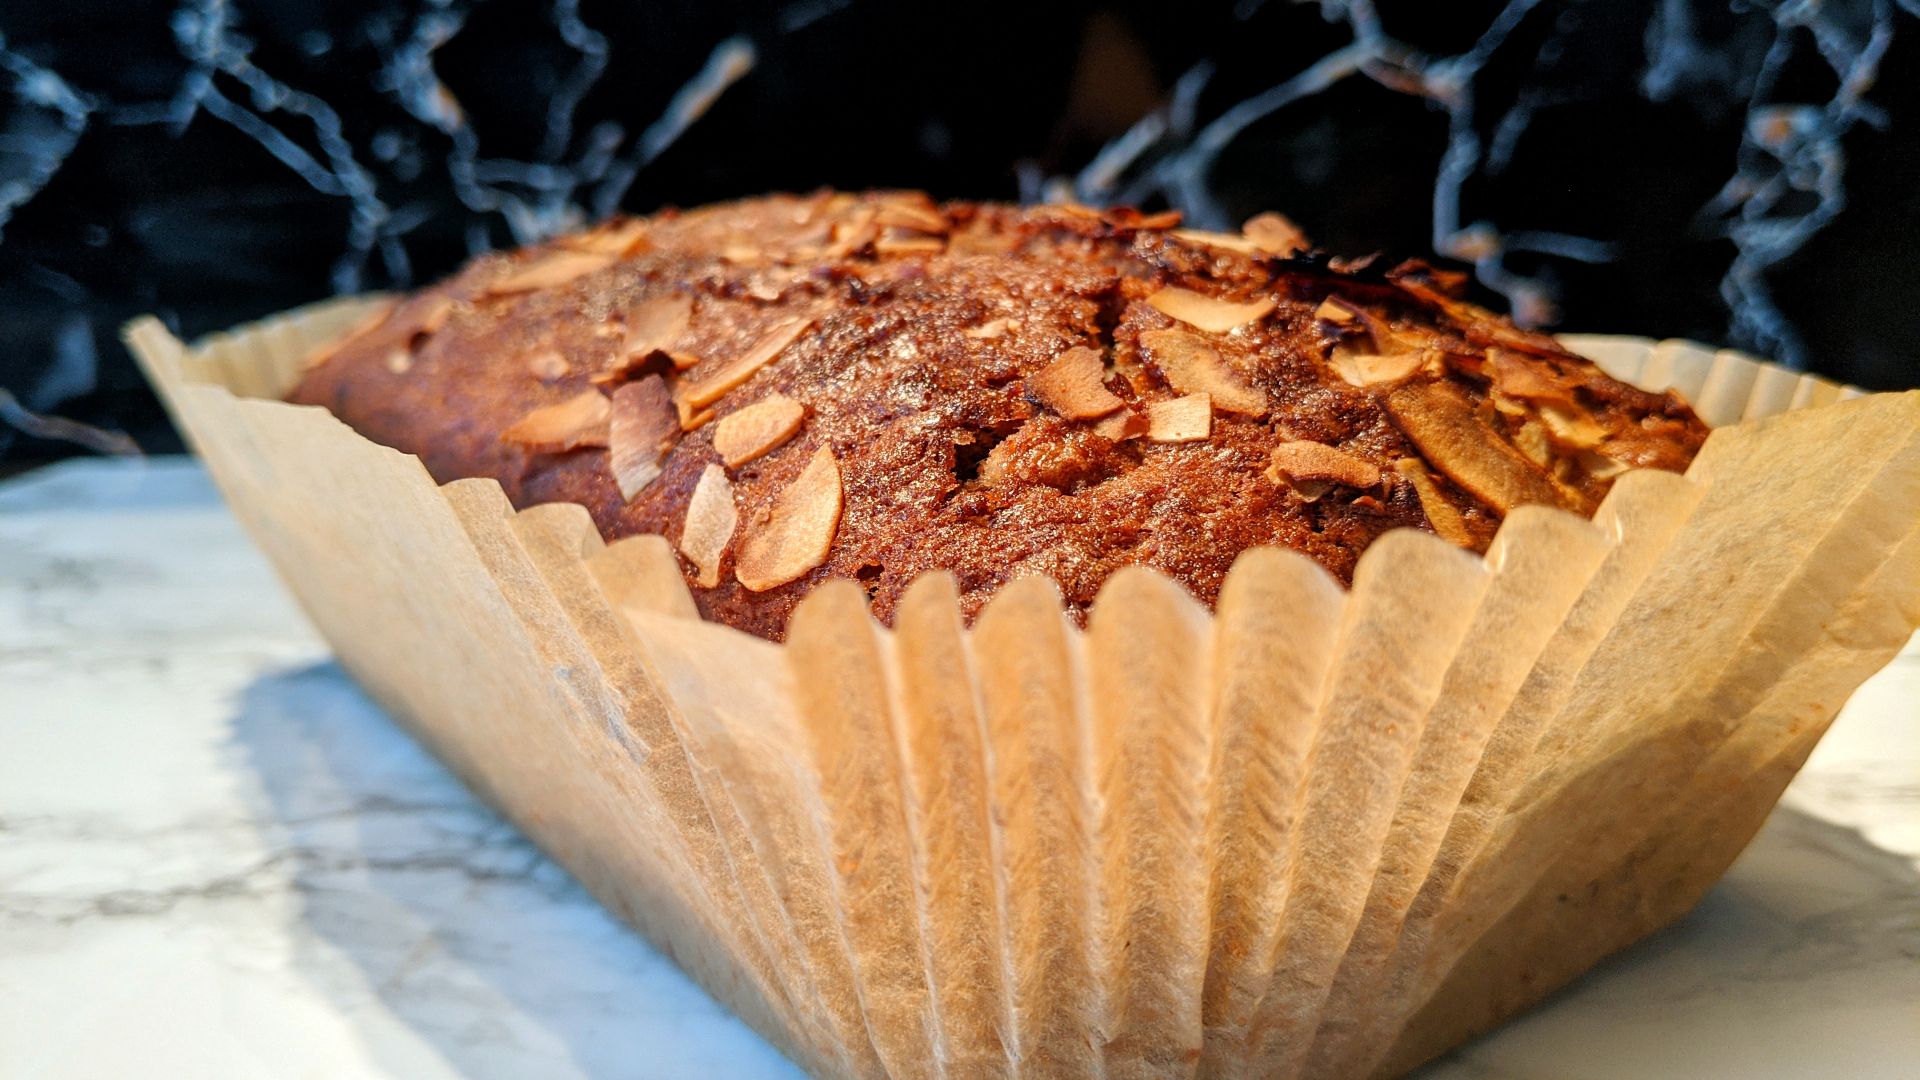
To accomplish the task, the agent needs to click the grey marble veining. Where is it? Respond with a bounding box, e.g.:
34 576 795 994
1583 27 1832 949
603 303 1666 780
2 457 1915 1079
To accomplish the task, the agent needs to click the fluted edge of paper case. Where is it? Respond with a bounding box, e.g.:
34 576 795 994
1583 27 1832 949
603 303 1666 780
124 296 1918 1080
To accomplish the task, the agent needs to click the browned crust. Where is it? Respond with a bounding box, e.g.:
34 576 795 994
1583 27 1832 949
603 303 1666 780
290 191 1707 640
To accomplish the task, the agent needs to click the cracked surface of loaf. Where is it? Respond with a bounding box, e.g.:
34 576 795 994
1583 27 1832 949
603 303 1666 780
289 192 1708 640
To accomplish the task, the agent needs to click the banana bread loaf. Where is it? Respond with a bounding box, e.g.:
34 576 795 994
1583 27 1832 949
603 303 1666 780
289 191 1707 640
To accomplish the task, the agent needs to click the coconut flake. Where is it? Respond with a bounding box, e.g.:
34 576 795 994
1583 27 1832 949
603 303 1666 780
1028 347 1124 420
622 294 694 358
677 317 813 410
486 250 617 295
1266 441 1381 490
736 445 843 592
1384 380 1585 514
1147 394 1213 443
1146 286 1276 333
1537 402 1608 449
1328 349 1428 387
607 376 679 501
1242 212 1309 255
1093 408 1148 442
679 464 738 588
873 200 948 234
563 218 650 257
712 393 807 467
1137 329 1268 416
1170 228 1262 254
1393 458 1475 547
1487 348 1578 404
500 390 611 452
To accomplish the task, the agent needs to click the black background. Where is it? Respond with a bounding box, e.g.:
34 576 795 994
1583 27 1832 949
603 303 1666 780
2 0 1916 471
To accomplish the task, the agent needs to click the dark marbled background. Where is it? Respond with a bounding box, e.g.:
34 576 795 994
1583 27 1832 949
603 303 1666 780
2 0 1916 468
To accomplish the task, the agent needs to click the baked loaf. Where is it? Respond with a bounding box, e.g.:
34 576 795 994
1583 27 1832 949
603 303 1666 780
290 192 1707 640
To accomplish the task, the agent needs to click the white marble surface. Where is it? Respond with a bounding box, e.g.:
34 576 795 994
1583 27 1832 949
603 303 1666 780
2 457 1915 1080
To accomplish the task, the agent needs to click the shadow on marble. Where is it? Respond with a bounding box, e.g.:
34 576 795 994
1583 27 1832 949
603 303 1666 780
227 662 1919 1080
228 661 805 1080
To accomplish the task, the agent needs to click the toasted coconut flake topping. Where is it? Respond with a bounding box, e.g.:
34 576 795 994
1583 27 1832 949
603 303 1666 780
1125 209 1185 230
1029 347 1124 420
963 317 1017 340
678 317 813 410
1147 394 1212 443
1314 297 1360 326
486 250 617 295
563 218 649 257
623 294 694 359
1329 348 1427 387
500 390 611 453
1513 420 1556 469
1538 401 1608 449
736 445 843 592
1146 286 1276 333
607 376 679 501
1170 228 1262 254
1486 348 1577 404
1384 380 1585 514
1394 458 1475 547
1243 211 1308 255
1137 329 1268 416
675 394 717 433
712 393 807 467
874 228 946 256
526 351 571 381
823 209 879 258
872 201 949 234
679 464 738 588
1266 441 1381 491
1093 407 1148 442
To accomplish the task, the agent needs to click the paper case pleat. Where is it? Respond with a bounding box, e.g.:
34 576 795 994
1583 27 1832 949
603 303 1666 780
127 313 827 1073
1306 466 1706 1079
1086 569 1216 1078
890 577 1012 1079
1379 520 1920 1078
1197 550 1345 1071
1295 508 1611 1080
1361 392 1920 1078
970 577 1104 1076
127 302 1920 1080
1237 532 1490 1079
625 607 887 1077
788 584 944 1079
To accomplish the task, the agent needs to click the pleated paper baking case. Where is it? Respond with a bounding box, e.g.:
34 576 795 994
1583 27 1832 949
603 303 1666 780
127 299 1920 1080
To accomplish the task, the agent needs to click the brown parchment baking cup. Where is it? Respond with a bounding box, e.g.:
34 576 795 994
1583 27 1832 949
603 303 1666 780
127 298 1920 1080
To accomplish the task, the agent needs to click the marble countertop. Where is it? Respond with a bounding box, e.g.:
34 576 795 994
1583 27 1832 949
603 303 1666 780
3 457 1915 1080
